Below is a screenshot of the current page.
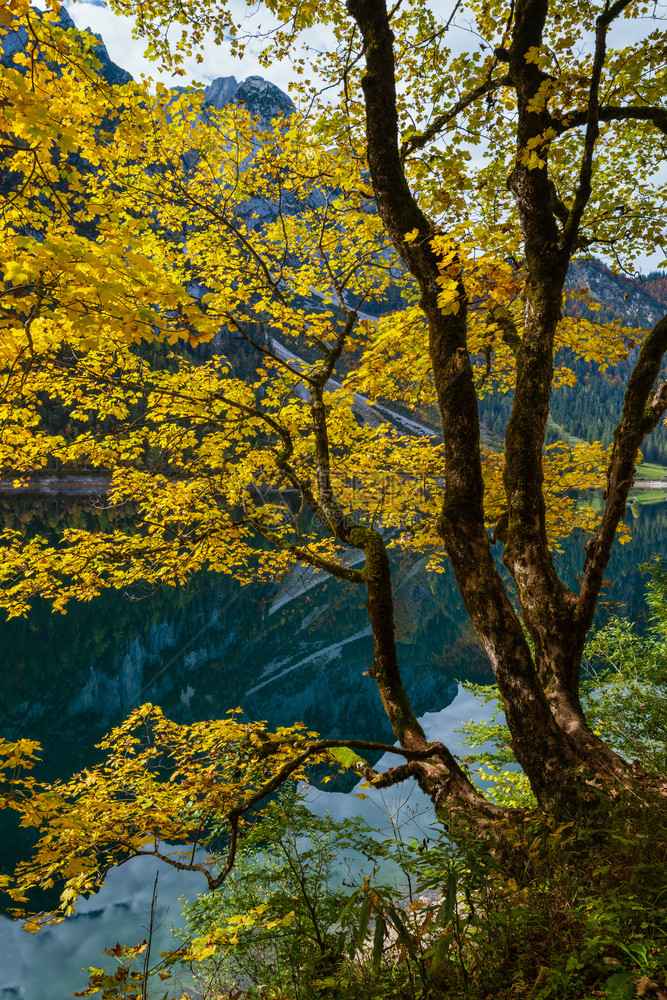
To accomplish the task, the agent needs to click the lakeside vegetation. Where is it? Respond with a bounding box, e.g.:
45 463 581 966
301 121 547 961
70 564 667 1000
2 0 667 997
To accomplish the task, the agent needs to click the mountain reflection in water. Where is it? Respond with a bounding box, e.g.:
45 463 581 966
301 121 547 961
0 493 665 999
1 493 666 786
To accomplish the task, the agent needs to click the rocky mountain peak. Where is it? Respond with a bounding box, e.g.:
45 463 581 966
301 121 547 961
203 75 239 108
567 258 666 330
204 74 294 121
0 6 132 86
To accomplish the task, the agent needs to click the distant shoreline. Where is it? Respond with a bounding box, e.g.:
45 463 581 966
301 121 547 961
0 477 111 495
0 477 300 498
2 475 667 498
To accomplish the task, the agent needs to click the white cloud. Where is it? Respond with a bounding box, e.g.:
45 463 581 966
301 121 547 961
0 854 206 1000
64 1 667 275
65 0 324 95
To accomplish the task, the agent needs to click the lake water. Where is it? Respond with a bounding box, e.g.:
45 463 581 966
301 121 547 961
1 492 665 998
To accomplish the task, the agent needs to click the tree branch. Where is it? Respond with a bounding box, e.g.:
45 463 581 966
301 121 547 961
400 75 511 160
579 313 667 627
229 316 318 385
556 104 667 136
559 0 634 255
308 319 359 542
248 520 364 583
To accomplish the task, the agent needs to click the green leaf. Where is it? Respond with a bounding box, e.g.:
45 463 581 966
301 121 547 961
604 971 635 1000
425 931 455 974
355 894 371 947
372 913 385 975
329 747 367 769
337 887 363 924
435 867 457 927
386 904 416 960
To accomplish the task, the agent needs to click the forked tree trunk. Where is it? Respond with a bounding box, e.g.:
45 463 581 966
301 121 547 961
352 525 514 832
346 0 667 819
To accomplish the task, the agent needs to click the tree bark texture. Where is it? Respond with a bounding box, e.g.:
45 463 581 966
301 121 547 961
346 0 667 815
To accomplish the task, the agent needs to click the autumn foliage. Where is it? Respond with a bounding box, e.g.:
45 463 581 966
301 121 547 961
1 0 667 943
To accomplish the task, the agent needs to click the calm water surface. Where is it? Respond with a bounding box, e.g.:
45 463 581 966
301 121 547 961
0 493 665 998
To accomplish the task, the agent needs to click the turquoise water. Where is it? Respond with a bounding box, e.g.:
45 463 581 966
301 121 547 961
0 493 665 998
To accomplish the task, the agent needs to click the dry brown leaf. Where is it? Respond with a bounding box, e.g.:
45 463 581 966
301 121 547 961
636 976 659 997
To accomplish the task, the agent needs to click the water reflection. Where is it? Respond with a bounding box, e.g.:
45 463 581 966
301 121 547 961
1 493 666 796
0 688 496 1000
0 493 666 998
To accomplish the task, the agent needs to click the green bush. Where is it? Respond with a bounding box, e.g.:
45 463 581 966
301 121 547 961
176 795 667 1000
171 565 667 1000
180 787 390 999
581 563 667 773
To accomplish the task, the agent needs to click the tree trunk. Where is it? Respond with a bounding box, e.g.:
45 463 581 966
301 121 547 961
344 0 667 818
351 524 520 837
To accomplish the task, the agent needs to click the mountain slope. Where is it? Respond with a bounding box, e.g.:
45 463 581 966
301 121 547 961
2 15 666 465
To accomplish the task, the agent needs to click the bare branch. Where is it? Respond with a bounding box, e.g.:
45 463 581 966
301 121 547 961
249 520 364 583
559 3 635 253
227 316 317 385
400 75 511 160
556 104 667 136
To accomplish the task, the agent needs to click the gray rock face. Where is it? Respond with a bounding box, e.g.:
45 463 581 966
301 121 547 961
567 258 665 329
203 73 295 122
0 6 132 86
204 75 239 108
0 17 28 61
234 75 295 120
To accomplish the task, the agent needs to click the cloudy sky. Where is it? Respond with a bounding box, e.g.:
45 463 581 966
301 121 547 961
64 0 665 274
64 0 325 94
